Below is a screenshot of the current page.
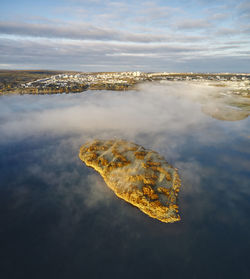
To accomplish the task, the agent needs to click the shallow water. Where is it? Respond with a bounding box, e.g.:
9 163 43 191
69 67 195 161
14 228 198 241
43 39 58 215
0 83 250 279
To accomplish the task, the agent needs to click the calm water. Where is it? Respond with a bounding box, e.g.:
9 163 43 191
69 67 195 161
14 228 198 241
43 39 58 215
0 83 250 279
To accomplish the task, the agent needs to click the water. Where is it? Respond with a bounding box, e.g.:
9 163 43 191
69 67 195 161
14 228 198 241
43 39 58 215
0 83 250 279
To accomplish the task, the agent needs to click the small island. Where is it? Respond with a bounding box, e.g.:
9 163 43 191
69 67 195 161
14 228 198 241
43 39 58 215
79 139 181 223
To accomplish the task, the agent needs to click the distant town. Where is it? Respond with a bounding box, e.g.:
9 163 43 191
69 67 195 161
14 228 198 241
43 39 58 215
0 70 250 96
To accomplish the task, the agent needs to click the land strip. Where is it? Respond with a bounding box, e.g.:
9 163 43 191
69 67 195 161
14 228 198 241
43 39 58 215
0 70 249 96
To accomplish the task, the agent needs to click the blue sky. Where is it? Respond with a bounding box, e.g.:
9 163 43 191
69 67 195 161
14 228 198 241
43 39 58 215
0 0 250 72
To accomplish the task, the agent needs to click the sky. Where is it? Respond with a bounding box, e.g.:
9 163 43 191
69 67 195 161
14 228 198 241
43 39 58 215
0 0 250 72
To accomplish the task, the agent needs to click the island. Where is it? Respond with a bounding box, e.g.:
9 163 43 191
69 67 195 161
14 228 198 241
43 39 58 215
79 139 181 223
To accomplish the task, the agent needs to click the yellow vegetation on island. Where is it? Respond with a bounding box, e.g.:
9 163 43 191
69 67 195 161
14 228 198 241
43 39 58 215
79 139 181 223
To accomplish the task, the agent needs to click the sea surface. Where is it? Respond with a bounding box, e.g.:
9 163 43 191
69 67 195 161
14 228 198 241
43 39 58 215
0 83 250 279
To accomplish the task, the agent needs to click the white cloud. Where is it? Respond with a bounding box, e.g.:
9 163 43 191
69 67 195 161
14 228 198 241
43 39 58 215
0 0 249 71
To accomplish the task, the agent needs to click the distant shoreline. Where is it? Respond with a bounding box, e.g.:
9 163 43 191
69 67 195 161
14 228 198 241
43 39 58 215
0 70 249 96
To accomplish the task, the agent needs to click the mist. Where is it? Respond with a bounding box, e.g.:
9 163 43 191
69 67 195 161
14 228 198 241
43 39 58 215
1 82 248 146
1 81 250 231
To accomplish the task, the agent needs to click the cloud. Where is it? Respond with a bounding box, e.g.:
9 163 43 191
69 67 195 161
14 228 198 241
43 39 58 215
1 34 249 72
237 1 250 14
175 19 212 30
215 27 241 36
0 21 119 41
0 20 174 43
135 3 181 25
0 36 205 70
0 0 249 72
0 0 248 72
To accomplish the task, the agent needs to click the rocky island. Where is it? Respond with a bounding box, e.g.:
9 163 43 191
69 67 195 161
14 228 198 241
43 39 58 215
79 139 181 223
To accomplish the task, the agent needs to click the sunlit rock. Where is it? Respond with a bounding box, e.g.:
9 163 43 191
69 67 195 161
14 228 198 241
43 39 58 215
79 139 181 223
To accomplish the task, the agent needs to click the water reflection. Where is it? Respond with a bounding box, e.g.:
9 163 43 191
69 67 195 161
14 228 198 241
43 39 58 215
0 83 250 279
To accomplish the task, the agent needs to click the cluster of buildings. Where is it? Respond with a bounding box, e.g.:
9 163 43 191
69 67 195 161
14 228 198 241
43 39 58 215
20 72 250 95
21 71 145 89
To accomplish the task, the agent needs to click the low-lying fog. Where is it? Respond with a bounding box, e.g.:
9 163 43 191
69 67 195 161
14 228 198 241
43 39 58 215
1 82 249 203
1 82 249 148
